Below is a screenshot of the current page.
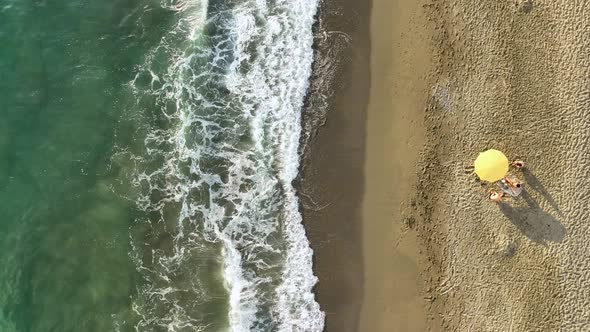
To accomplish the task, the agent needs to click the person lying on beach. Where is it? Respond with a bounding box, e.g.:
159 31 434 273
498 175 523 197
511 160 524 169
504 175 522 188
489 191 504 202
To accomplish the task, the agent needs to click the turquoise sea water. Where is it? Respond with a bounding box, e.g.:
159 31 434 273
0 1 323 331
0 1 169 330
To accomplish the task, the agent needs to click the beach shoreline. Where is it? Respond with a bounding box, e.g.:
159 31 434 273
297 0 370 330
301 0 590 331
299 0 438 330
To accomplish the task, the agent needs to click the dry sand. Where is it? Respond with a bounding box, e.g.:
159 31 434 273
410 0 590 331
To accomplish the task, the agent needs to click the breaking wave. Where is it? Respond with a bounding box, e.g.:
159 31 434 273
113 0 324 330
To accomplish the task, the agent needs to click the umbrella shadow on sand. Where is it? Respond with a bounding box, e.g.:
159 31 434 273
522 168 562 216
498 190 566 245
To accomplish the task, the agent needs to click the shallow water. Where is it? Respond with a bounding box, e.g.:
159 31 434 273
0 0 323 331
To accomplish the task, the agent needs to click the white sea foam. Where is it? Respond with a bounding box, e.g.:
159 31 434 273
121 0 324 331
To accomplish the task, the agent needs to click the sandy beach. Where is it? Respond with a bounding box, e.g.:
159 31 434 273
302 0 590 331
297 0 370 330
300 0 437 329
358 0 438 331
412 1 590 330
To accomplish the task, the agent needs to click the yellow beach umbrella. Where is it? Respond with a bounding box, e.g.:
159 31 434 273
474 149 509 182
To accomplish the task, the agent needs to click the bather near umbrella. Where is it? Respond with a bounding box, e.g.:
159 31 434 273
473 149 509 182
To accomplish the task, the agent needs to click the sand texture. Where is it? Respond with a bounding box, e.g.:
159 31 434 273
410 1 590 331
358 0 439 331
301 0 589 331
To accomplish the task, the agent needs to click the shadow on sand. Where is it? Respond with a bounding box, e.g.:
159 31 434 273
498 189 566 246
522 168 562 216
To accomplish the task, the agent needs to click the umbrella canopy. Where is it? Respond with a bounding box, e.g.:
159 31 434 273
474 149 509 182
